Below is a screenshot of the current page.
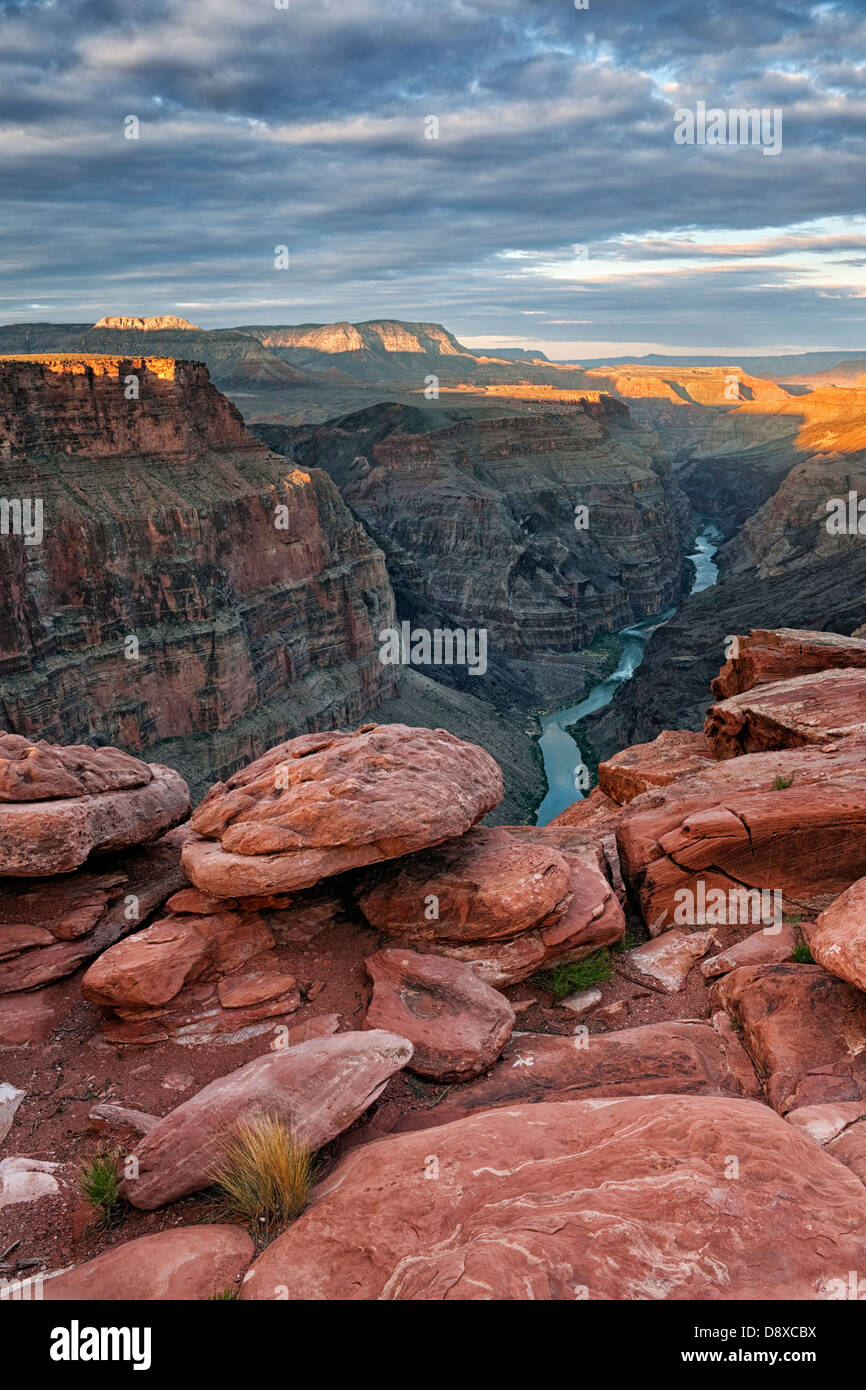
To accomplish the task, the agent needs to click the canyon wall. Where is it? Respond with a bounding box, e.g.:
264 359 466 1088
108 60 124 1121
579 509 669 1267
0 355 397 799
257 396 693 680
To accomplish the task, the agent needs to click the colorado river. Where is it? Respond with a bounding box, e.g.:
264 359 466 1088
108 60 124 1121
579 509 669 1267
534 523 722 824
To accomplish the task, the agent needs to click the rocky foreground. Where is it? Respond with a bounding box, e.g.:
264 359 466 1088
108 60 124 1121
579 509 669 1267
3 627 866 1300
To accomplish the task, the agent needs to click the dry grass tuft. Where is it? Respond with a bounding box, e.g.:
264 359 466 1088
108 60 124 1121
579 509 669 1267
208 1114 314 1238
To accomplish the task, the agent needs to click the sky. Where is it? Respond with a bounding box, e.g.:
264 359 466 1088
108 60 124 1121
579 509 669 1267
0 0 865 357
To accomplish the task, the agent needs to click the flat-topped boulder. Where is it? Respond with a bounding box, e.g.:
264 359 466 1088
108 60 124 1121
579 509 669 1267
364 948 514 1081
701 923 799 979
712 627 866 700
121 1029 413 1209
241 1094 866 1300
41 1226 253 1301
0 733 154 801
0 760 189 877
710 963 866 1113
616 743 866 930
389 1019 758 1129
354 823 623 986
598 730 716 805
705 669 866 759
183 724 502 898
811 877 866 993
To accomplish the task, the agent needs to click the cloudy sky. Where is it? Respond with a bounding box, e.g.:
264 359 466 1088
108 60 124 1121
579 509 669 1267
1 0 865 355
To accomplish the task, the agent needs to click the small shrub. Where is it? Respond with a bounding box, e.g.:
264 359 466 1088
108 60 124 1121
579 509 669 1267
771 773 795 790
790 943 814 964
541 949 614 1002
209 1287 238 1301
208 1114 313 1238
78 1147 124 1229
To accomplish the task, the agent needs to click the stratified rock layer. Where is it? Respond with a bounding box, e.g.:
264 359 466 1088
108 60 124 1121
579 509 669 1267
241 1095 866 1300
616 743 866 929
712 628 866 699
0 356 397 802
705 669 866 759
355 823 623 986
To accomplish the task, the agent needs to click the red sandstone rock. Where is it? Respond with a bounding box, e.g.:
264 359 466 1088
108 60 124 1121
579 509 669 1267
355 825 571 945
825 1120 866 1183
705 669 866 759
241 1094 866 1300
183 724 502 897
785 1101 866 1146
0 762 189 876
121 1030 413 1208
0 828 189 997
550 785 625 833
598 730 716 804
0 733 152 802
710 963 866 1112
390 1020 758 1129
364 948 514 1081
811 876 866 993
81 910 273 1008
616 744 866 930
355 823 623 987
701 923 799 979
0 975 80 1047
0 358 397 806
620 928 719 992
42 1226 254 1301
712 627 866 700
99 974 302 1045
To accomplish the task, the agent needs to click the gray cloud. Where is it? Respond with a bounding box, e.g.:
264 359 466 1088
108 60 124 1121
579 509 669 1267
0 0 864 351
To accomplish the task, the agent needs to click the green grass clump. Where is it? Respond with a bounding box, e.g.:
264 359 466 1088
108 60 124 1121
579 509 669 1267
208 1114 313 1238
790 943 814 964
771 773 795 790
541 949 615 1002
209 1287 238 1300
78 1147 124 1229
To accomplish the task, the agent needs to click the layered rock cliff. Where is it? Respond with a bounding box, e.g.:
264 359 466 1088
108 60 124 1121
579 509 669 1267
0 355 396 799
256 396 693 685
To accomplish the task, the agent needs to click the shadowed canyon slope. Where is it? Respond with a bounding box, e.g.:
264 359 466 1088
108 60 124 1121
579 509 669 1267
0 355 397 800
255 395 693 701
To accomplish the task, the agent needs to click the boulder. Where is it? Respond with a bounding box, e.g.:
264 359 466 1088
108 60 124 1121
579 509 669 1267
364 948 514 1081
0 733 152 802
710 963 866 1113
705 669 866 759
183 724 502 898
701 924 799 979
619 928 718 992
41 1226 254 1301
786 1101 866 1146
0 1156 62 1208
0 1081 25 1143
82 910 273 1008
241 1094 866 1300
616 744 866 931
121 1029 413 1208
811 877 866 993
598 730 716 805
0 762 189 877
388 1019 759 1129
355 823 623 987
712 627 866 700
